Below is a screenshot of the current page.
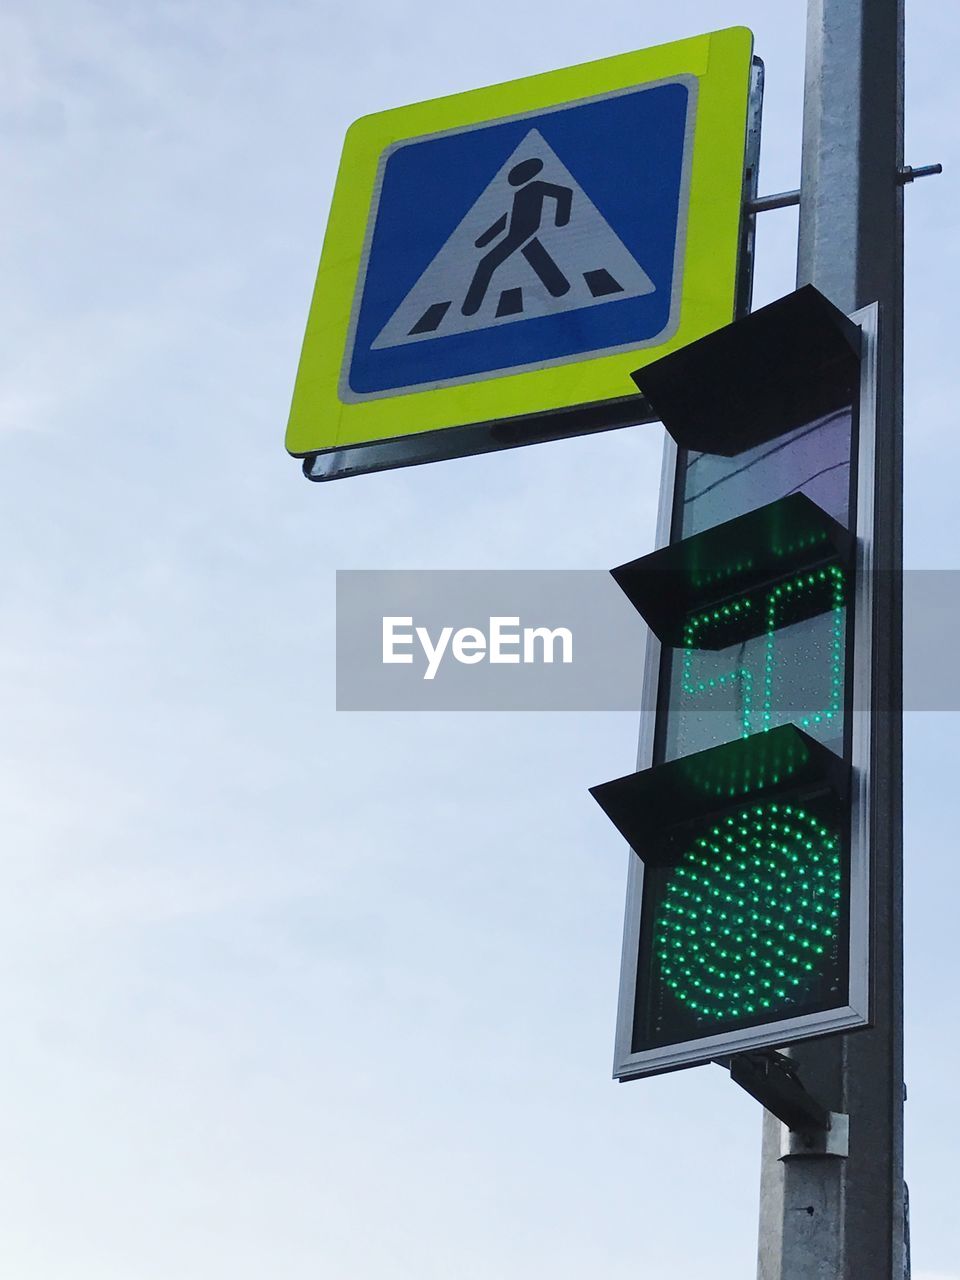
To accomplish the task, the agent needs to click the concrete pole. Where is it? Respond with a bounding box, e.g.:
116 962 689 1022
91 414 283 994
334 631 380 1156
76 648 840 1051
756 1 905 1277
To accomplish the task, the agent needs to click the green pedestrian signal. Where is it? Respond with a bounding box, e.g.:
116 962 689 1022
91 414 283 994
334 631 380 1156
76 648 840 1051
591 287 878 1078
647 800 843 1038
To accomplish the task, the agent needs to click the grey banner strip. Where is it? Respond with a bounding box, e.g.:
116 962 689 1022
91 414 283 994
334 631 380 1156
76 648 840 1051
335 569 960 711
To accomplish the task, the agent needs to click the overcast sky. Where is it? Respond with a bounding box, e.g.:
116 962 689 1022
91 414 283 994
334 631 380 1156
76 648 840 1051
2 2 957 1277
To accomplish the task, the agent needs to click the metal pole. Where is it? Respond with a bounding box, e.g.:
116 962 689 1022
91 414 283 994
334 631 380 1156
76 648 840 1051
756 1 905 1277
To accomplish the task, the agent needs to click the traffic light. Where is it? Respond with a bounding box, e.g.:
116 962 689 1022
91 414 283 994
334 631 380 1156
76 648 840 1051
592 285 878 1079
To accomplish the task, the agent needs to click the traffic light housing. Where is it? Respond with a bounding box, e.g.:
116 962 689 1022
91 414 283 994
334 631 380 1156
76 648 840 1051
592 286 878 1079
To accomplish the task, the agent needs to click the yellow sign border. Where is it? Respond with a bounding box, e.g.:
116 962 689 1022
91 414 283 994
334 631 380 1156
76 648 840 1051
287 26 754 458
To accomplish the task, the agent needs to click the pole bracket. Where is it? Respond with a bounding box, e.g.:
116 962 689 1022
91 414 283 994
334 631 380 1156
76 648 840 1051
780 1110 849 1159
746 163 942 215
721 1049 839 1139
746 188 800 214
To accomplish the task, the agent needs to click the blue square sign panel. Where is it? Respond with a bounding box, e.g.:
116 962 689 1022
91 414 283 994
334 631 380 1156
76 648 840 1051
286 28 756 478
344 80 694 400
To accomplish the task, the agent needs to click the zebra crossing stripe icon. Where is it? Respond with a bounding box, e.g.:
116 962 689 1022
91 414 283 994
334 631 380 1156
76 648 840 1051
372 129 657 350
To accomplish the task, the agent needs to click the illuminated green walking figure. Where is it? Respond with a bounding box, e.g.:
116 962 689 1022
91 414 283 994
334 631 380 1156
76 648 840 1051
461 157 573 316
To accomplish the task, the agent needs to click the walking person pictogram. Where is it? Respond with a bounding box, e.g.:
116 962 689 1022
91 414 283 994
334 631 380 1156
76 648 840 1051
461 158 573 316
372 128 657 349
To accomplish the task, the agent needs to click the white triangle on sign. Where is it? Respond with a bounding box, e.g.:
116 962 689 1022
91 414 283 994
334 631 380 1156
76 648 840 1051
372 128 656 350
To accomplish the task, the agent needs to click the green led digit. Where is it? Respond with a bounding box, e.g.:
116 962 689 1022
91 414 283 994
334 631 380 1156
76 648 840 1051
762 563 845 732
680 563 846 741
681 600 756 737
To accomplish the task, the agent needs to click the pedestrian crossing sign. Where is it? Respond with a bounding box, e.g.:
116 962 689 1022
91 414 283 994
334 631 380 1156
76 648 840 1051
288 26 756 480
